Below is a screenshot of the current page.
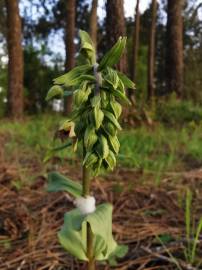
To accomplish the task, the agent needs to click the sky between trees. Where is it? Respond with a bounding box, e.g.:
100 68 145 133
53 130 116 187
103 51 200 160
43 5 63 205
16 0 157 63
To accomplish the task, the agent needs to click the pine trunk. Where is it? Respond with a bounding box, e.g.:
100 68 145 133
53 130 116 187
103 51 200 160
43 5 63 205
89 0 98 50
106 0 127 73
166 0 184 97
131 0 140 83
5 0 24 119
147 0 157 101
64 0 75 114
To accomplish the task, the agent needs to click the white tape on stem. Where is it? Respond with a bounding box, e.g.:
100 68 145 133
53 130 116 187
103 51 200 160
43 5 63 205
74 196 96 215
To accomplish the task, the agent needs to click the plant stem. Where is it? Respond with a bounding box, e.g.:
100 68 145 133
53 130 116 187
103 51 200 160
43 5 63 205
87 222 95 270
82 165 91 196
82 156 95 270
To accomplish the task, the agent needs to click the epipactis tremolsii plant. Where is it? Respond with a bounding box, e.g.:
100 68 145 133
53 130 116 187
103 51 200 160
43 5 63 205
46 30 135 270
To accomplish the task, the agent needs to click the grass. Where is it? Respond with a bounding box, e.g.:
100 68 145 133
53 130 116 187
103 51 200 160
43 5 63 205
1 112 202 185
119 123 202 173
184 189 202 267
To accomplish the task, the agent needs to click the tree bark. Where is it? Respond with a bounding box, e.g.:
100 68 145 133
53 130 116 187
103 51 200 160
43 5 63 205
131 0 140 83
166 0 184 97
147 0 157 101
89 0 98 50
5 0 24 119
106 0 127 73
64 0 75 114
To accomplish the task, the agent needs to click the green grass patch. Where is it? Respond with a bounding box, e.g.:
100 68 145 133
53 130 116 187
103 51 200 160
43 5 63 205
1 113 202 185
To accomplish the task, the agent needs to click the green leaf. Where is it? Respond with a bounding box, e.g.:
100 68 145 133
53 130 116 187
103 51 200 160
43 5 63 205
58 209 87 261
73 87 91 106
105 68 120 89
108 245 128 266
91 95 101 107
79 74 96 82
112 89 131 105
104 122 117 136
93 158 103 176
58 203 118 261
100 135 109 158
99 37 127 70
117 71 136 89
117 78 125 93
100 90 109 108
103 110 122 130
46 85 64 101
84 126 98 150
74 121 85 134
94 106 104 129
83 203 117 260
79 30 96 64
105 150 116 170
110 100 122 118
79 30 94 50
47 172 82 198
83 152 98 168
43 141 72 162
108 134 120 154
53 65 91 86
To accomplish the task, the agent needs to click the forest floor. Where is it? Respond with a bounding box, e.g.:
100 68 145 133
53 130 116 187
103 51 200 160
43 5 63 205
0 114 202 270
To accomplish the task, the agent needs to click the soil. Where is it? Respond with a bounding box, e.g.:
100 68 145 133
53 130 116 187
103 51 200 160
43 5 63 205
0 160 202 270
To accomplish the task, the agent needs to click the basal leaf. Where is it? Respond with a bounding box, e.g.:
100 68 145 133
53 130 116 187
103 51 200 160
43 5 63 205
83 203 117 260
58 209 87 261
108 245 128 266
47 172 82 197
43 141 72 162
58 203 118 261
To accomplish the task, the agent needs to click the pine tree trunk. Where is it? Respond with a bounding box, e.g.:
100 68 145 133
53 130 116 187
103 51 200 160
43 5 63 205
147 0 157 101
106 0 127 73
64 0 75 114
166 0 184 97
5 0 24 119
131 0 140 83
89 0 98 50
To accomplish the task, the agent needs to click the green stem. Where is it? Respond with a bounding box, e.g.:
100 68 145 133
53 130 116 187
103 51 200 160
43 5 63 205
82 165 91 196
82 152 95 270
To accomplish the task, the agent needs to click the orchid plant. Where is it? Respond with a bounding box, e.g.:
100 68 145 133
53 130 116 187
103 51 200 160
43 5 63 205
46 30 135 270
